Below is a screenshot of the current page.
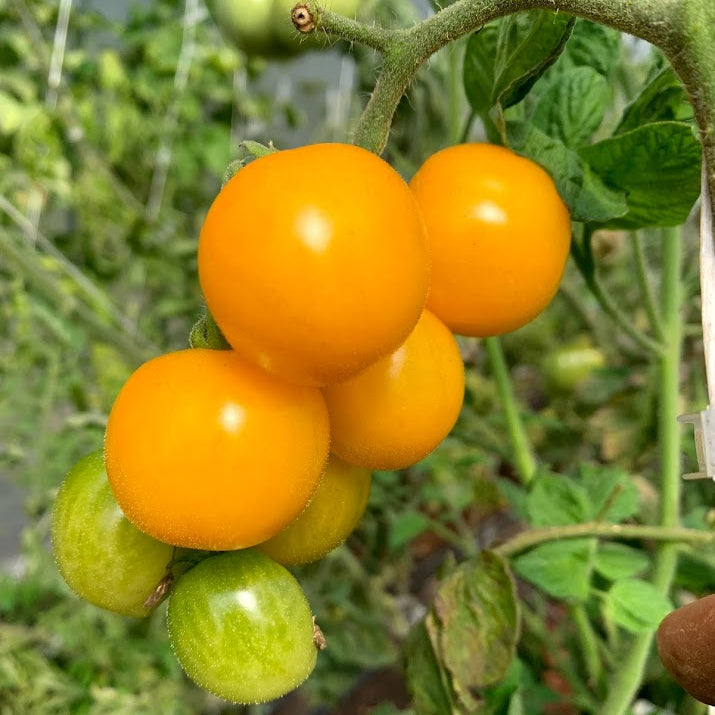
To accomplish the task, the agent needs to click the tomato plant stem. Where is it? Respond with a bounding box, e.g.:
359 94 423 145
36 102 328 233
600 224 683 715
570 602 604 691
585 270 665 356
484 336 537 484
494 523 709 559
631 231 666 342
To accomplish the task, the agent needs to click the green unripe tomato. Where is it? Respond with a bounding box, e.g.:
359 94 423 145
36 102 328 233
52 450 175 618
257 455 371 566
166 550 318 704
206 0 294 58
542 339 606 392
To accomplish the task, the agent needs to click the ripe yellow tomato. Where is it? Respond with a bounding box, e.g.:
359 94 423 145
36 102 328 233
257 455 371 566
323 310 465 470
198 143 430 386
409 143 571 337
104 349 330 551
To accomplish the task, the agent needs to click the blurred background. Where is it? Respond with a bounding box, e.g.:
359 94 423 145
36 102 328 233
0 1 709 713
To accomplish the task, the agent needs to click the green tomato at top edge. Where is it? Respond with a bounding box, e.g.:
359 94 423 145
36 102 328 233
206 0 285 58
167 550 318 704
52 451 177 618
206 0 361 58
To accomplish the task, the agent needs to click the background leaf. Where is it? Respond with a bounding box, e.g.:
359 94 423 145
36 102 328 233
506 120 628 223
578 121 702 228
530 66 609 147
603 579 673 633
463 11 574 117
593 543 651 581
513 539 594 601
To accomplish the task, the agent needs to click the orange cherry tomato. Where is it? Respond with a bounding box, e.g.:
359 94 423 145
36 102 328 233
104 349 330 551
323 310 465 471
198 143 430 386
409 143 571 337
257 455 371 566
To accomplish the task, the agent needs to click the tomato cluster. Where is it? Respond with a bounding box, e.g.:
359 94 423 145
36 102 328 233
52 142 570 704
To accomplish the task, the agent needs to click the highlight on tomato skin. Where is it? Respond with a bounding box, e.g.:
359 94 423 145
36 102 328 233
166 550 319 705
409 142 571 338
52 450 177 618
323 310 466 471
256 454 372 566
197 142 430 387
103 348 330 551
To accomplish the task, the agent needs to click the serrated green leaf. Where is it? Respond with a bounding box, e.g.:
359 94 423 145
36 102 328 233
429 551 520 706
526 472 590 527
604 579 673 633
594 543 650 580
463 12 574 116
578 121 702 229
513 539 594 601
557 19 622 77
531 66 609 147
616 65 693 134
506 120 628 223
493 12 575 111
578 463 639 523
463 25 500 117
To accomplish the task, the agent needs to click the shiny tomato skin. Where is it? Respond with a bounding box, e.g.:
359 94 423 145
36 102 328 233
52 450 175 618
166 550 317 704
323 310 465 470
409 143 571 337
104 349 330 551
198 143 430 386
257 455 371 566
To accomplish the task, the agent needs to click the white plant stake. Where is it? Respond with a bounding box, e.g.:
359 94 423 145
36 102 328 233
679 166 715 480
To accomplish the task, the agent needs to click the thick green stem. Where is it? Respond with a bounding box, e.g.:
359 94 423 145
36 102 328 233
631 231 666 342
601 225 683 715
571 602 604 690
484 336 537 484
494 522 709 559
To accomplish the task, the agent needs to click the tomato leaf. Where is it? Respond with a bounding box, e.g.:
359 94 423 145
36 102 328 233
594 543 651 581
406 551 520 712
405 620 461 715
578 121 702 229
578 463 639 523
556 19 622 78
530 66 609 148
615 64 693 134
603 579 673 633
463 11 575 116
526 471 591 527
513 539 594 602
462 24 500 118
429 551 520 703
506 120 628 224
